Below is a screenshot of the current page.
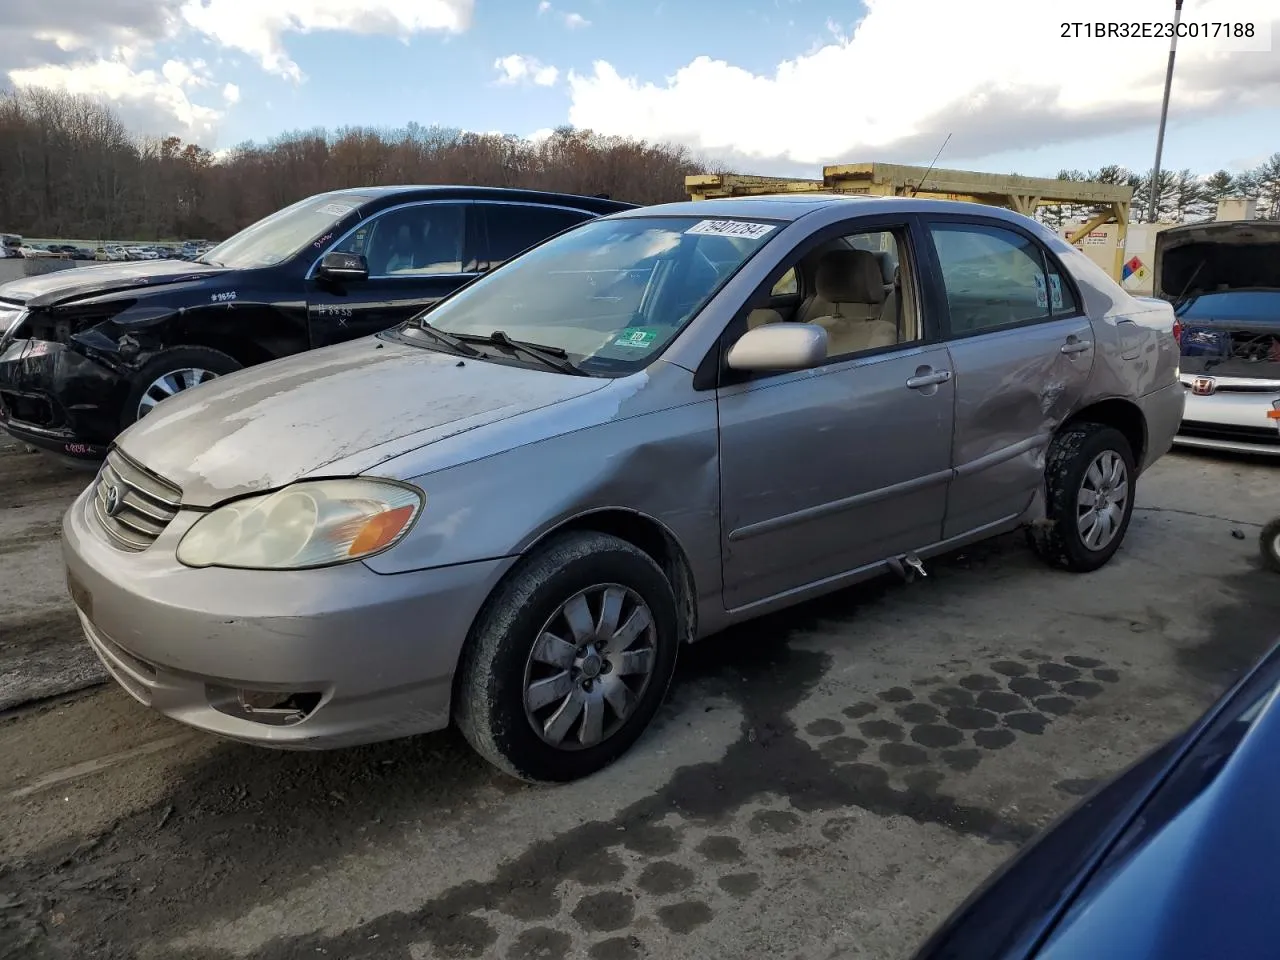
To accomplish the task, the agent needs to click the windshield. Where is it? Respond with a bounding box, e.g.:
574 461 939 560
1178 291 1280 320
198 193 367 269
421 215 779 374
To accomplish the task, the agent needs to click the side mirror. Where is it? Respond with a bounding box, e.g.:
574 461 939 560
317 251 368 282
726 323 828 372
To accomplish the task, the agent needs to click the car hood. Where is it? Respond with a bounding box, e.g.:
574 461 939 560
0 258 229 308
115 336 611 507
1154 221 1280 300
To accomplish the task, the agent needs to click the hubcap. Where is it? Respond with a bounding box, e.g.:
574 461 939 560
137 367 219 419
1077 450 1129 551
522 583 657 751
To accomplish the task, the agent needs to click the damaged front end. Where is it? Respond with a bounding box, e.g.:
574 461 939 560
0 299 166 461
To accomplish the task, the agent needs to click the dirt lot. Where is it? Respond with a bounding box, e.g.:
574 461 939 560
0 438 1277 960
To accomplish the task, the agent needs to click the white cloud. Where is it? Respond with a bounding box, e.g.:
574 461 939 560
178 0 475 82
494 54 559 87
537 1 551 12
161 58 212 87
565 0 1280 169
8 57 223 142
222 81 241 103
563 12 590 29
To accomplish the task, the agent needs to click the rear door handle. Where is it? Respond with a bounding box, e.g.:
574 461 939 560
906 369 952 389
1061 339 1093 355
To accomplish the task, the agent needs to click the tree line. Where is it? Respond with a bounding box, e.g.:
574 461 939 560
2 85 1278 243
1038 159 1280 228
0 87 712 242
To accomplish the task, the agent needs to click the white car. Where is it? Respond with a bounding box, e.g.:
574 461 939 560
1159 222 1280 456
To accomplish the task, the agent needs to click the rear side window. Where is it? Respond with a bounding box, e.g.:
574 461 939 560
483 205 593 267
928 222 1079 335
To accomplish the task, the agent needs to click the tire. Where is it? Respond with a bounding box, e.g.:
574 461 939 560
454 531 681 783
120 346 242 428
1028 422 1137 573
1261 518 1280 574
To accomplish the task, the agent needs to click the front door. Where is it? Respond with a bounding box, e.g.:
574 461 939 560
306 201 481 347
717 219 955 611
921 217 1096 539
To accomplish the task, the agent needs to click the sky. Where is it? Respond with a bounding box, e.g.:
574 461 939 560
2 0 1279 179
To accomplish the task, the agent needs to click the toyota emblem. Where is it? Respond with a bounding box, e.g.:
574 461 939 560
1191 377 1216 396
104 484 123 516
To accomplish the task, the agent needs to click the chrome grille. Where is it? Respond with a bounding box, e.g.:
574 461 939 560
90 449 182 551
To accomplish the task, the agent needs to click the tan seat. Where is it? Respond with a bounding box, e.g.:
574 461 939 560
746 308 783 329
798 249 897 356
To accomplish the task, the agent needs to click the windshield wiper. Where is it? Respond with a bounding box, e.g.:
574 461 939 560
406 320 482 356
457 329 588 375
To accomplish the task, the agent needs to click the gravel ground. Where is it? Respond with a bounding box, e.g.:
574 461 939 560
0 441 1276 960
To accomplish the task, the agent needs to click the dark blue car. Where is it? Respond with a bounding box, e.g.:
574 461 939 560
912 636 1280 960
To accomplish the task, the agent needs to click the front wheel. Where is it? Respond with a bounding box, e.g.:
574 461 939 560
454 531 680 783
1261 519 1280 574
120 346 242 428
1028 422 1137 573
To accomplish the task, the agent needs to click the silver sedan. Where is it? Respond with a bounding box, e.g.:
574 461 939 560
62 195 1184 782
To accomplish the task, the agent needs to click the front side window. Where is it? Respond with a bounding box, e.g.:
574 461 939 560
738 227 920 362
333 203 467 276
420 215 781 374
199 193 368 269
929 222 1074 335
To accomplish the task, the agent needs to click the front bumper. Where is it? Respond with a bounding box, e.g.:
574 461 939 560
0 337 124 460
1173 378 1280 456
61 484 517 748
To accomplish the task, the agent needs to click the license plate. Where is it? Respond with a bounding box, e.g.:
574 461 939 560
66 567 93 620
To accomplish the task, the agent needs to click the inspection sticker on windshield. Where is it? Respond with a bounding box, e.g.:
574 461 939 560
316 202 355 217
685 219 776 240
612 327 659 349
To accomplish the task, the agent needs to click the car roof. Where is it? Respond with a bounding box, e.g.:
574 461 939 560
606 193 1044 227
316 185 637 214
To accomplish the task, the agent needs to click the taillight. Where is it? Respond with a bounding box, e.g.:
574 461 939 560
1172 319 1181 345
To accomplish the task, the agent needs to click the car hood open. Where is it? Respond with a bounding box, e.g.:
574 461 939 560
115 336 610 507
1155 221 1280 300
0 259 229 308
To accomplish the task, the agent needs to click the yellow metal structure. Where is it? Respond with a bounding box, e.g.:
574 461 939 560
686 163 1134 280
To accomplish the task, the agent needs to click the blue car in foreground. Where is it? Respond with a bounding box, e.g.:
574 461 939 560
912 636 1280 960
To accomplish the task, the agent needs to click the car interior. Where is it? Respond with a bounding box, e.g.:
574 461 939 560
743 230 918 358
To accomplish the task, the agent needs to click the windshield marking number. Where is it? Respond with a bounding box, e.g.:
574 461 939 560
685 219 776 240
211 291 238 303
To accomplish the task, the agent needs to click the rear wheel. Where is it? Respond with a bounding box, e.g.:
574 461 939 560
1261 518 1280 574
1028 422 1137 572
454 531 680 783
120 346 241 428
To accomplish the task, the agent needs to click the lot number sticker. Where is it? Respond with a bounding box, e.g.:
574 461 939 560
685 220 776 240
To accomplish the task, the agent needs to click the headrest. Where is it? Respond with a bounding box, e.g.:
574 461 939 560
873 250 897 285
814 249 886 304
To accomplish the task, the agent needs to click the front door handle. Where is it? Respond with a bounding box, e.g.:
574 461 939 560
1061 339 1093 355
906 369 952 389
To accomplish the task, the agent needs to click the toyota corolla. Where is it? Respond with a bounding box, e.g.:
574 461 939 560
62 195 1184 782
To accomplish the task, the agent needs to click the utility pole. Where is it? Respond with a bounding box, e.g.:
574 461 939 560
1147 0 1183 223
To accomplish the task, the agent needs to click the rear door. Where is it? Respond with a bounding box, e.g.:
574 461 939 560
306 200 482 347
920 216 1095 539
476 202 597 272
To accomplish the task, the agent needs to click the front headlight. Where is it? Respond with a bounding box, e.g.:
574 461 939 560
176 479 423 570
